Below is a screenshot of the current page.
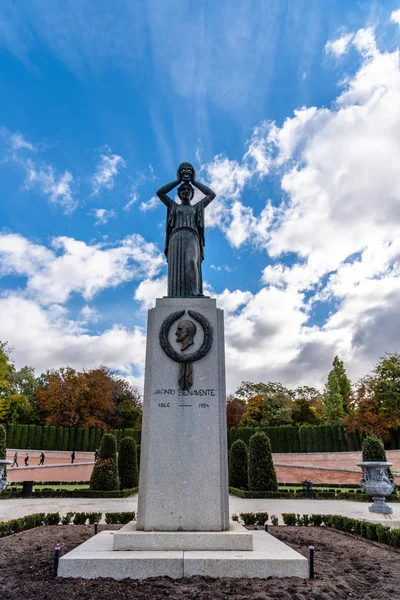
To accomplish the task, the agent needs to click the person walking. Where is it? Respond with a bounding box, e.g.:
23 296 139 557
71 450 75 464
24 453 29 466
11 452 19 467
38 452 45 466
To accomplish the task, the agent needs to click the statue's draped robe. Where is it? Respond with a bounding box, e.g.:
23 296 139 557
164 200 205 297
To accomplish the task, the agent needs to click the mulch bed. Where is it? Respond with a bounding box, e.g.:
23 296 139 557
1 524 400 599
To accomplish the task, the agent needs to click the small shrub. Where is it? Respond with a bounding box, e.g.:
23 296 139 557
271 515 279 526
44 512 60 526
229 439 248 490
118 436 138 490
90 433 119 491
248 432 277 492
61 512 74 525
240 512 257 525
87 512 102 524
310 514 323 527
231 514 239 522
73 512 88 525
282 513 297 526
105 511 135 524
0 424 6 460
362 435 387 462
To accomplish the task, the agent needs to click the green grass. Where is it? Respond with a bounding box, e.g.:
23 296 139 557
11 483 90 490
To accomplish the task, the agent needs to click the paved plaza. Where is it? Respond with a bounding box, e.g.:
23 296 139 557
1 495 399 526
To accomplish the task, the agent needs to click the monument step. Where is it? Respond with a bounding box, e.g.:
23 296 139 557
58 530 308 580
113 520 253 551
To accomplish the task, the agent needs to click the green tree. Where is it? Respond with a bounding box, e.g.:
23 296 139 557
118 436 138 490
331 356 351 412
291 386 324 425
248 431 277 492
229 439 248 490
238 382 293 427
323 371 344 425
90 433 119 491
0 344 37 423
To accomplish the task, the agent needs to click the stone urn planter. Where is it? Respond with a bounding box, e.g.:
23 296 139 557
0 460 12 494
357 461 395 514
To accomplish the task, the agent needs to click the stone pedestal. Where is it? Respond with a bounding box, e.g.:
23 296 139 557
137 297 229 532
58 296 308 580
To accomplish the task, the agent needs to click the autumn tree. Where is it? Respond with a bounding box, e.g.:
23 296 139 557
238 382 293 427
35 366 142 429
345 353 400 439
226 395 246 428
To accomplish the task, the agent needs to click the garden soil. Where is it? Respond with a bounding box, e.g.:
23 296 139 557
1 524 400 599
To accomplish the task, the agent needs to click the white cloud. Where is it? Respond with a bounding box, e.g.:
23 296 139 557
134 277 167 309
391 9 400 25
24 161 76 213
79 305 100 323
124 192 138 211
9 132 35 152
140 195 159 212
324 33 354 57
91 149 125 196
94 208 116 225
0 294 146 376
0 232 165 305
2 129 77 213
195 20 400 390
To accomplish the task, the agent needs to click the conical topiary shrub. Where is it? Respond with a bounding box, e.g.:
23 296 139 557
229 439 248 490
118 436 138 490
362 435 387 462
0 424 6 460
90 433 120 491
248 431 278 492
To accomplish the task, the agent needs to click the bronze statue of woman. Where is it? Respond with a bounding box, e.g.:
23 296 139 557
157 162 216 297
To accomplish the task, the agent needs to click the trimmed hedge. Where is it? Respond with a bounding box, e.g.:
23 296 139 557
228 439 248 490
0 424 6 459
7 422 400 454
280 513 400 549
229 424 364 453
248 432 277 492
118 436 138 490
90 433 119 491
105 511 136 524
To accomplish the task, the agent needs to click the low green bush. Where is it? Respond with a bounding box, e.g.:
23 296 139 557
281 513 297 526
87 512 102 524
105 511 136 524
271 515 279 526
44 512 60 525
239 512 268 525
73 512 88 525
61 512 74 525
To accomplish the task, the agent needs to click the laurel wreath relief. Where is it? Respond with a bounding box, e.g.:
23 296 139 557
159 310 213 390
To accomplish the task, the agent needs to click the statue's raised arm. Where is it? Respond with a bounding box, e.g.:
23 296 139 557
158 162 216 298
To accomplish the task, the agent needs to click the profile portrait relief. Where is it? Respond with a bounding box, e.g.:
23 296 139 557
175 319 197 351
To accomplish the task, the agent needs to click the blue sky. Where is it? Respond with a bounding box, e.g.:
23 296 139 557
1 0 400 392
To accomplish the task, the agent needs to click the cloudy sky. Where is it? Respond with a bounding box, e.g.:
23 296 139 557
1 0 400 393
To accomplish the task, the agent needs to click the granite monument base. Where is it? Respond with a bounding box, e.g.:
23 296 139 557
58 528 309 580
137 297 229 532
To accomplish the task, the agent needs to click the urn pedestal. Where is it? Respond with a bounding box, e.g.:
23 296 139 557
357 461 395 514
0 460 12 493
